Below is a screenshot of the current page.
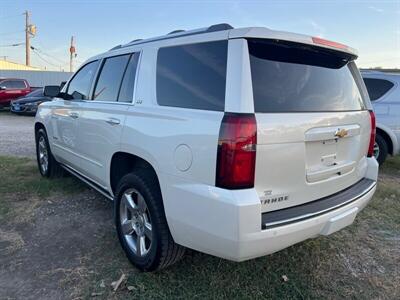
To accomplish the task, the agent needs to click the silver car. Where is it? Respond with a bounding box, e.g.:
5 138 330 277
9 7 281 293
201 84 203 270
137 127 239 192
362 71 400 164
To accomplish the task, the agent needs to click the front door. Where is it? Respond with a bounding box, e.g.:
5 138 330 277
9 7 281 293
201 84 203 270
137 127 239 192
51 60 100 171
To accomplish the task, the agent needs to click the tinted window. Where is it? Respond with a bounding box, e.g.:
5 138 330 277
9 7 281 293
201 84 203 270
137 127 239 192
67 61 99 100
248 39 365 112
2 80 26 89
363 78 394 101
93 54 130 102
118 53 140 103
156 41 227 111
26 88 43 97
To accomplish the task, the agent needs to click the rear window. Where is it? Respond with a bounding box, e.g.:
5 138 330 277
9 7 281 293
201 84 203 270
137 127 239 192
248 39 365 112
156 40 227 111
1 80 26 89
363 78 394 101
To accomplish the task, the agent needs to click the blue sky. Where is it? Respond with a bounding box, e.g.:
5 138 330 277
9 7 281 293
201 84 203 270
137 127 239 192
1 0 399 71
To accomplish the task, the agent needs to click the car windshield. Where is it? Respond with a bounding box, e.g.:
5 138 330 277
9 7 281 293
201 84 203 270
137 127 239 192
26 88 44 97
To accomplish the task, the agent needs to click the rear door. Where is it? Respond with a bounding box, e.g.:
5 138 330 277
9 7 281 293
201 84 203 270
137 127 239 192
246 39 371 213
76 52 140 188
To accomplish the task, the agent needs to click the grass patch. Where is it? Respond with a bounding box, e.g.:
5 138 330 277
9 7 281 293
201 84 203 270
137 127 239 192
0 156 85 197
380 155 400 176
0 155 86 220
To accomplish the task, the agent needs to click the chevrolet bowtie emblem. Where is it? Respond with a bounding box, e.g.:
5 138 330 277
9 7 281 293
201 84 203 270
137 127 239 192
334 128 348 138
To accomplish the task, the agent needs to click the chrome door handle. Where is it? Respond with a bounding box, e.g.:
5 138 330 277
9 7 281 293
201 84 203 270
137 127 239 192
68 112 79 119
105 118 120 125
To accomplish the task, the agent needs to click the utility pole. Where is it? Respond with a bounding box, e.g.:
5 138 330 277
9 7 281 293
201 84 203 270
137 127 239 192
70 36 76 72
24 10 30 66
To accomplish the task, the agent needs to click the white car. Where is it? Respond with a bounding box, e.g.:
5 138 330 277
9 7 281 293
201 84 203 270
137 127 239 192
35 24 378 271
362 71 400 164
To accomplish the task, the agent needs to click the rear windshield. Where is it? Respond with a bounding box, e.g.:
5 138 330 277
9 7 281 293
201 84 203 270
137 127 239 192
248 39 366 112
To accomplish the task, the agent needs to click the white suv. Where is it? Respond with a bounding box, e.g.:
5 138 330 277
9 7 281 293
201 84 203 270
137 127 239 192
362 71 400 164
35 24 378 271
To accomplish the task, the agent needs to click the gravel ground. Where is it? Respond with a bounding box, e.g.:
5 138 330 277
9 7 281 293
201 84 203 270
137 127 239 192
0 112 36 158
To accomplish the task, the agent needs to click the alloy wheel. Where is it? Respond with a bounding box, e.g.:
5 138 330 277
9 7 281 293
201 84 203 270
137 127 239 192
373 142 380 160
38 136 49 174
119 188 153 257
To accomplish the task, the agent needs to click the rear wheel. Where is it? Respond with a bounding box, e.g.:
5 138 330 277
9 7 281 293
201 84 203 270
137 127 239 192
114 170 185 271
36 128 64 177
374 134 388 165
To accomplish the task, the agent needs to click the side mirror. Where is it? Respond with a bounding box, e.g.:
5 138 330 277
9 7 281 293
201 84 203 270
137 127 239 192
60 81 67 90
44 85 61 98
0 86 6 91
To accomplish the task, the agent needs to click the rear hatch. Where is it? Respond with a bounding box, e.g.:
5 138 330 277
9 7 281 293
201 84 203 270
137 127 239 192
247 38 371 213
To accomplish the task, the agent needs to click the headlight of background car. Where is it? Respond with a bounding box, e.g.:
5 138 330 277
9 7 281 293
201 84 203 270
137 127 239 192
26 101 43 106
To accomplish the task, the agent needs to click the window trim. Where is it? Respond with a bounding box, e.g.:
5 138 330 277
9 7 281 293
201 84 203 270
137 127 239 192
84 51 142 106
362 77 396 102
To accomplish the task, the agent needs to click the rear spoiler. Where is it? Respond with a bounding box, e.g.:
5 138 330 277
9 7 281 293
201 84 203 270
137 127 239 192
229 27 358 58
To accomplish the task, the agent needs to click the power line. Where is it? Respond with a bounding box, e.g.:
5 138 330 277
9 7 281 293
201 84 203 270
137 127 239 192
31 45 68 65
31 48 62 69
0 13 23 20
0 29 25 36
0 42 24 47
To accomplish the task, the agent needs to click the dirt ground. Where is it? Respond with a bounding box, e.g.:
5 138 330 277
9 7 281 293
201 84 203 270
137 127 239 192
0 112 399 299
0 112 35 158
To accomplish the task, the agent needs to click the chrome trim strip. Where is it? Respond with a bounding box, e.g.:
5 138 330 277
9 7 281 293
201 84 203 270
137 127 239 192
52 143 103 168
263 180 376 228
61 164 113 201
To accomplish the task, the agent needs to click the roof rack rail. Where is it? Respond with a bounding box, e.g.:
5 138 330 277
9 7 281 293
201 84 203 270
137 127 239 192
118 23 233 49
109 45 122 51
207 23 233 32
168 29 185 35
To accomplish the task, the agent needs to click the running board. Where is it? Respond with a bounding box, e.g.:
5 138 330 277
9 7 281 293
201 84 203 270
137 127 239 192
61 164 114 201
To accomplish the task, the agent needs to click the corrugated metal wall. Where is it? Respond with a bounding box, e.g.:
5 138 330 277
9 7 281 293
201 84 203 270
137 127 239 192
0 70 73 87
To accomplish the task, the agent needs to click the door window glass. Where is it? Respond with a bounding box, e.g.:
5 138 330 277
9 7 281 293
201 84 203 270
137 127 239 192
67 60 99 100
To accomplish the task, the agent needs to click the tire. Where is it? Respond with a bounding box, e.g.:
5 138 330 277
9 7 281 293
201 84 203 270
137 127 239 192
36 128 64 178
374 134 388 165
114 170 185 271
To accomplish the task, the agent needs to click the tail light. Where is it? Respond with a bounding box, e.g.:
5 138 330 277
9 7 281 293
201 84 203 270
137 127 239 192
216 113 257 189
367 110 376 157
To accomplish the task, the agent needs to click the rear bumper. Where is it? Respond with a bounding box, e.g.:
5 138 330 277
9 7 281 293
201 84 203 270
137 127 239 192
163 157 378 261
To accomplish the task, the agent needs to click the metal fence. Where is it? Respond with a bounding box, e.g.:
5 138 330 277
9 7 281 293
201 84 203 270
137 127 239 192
0 70 73 87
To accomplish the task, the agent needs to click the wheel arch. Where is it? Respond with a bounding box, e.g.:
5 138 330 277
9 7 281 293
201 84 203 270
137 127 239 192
34 122 46 141
376 125 395 155
109 151 161 196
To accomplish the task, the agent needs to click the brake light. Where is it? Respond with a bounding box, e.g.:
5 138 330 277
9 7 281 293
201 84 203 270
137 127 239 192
216 113 257 189
367 111 376 157
312 37 348 50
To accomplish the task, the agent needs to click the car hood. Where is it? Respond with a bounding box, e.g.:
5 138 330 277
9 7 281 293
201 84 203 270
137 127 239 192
12 97 51 105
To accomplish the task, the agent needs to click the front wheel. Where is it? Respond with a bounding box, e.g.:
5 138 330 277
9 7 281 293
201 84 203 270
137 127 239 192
35 128 64 177
114 170 185 271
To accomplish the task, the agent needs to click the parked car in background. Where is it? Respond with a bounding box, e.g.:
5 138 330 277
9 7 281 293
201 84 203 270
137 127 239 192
10 88 52 115
362 71 400 164
35 24 378 271
0 78 32 108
